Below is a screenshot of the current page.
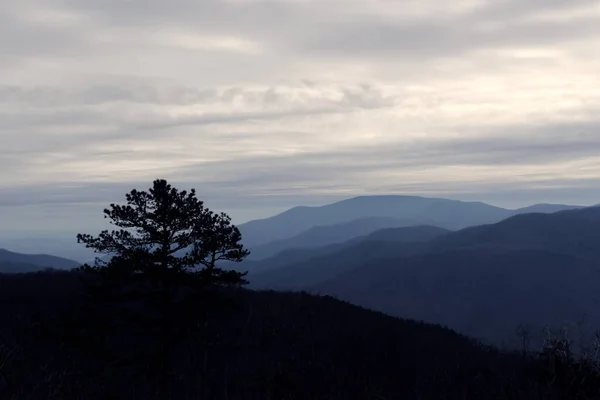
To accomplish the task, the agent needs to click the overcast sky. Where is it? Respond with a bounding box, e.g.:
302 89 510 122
1 0 600 236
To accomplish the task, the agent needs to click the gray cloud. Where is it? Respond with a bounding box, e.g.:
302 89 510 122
301 15 600 59
4 120 600 204
0 85 222 107
1 0 600 236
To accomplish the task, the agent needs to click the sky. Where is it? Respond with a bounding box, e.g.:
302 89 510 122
1 0 600 237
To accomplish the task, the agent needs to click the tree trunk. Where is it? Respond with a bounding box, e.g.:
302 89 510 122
157 276 172 399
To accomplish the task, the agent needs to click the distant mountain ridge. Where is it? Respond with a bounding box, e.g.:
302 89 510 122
0 236 97 263
248 206 600 348
0 196 582 262
238 195 583 253
247 216 415 260
513 203 585 214
427 206 600 257
246 225 450 283
238 196 499 247
251 206 600 291
0 248 81 274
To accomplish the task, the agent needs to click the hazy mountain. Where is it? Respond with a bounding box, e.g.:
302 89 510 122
426 206 600 257
360 225 451 243
247 225 449 284
0 248 81 273
250 206 600 348
247 216 413 260
513 203 585 214
0 236 96 263
249 207 600 289
0 261 49 274
312 248 600 349
237 195 582 248
0 197 581 263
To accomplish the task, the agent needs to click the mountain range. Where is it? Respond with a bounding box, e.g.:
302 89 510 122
0 236 97 264
0 195 584 276
246 206 600 349
245 216 409 260
2 194 596 350
0 248 81 273
241 225 450 276
237 195 583 253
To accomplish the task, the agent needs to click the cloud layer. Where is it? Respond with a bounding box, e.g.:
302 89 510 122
1 0 600 235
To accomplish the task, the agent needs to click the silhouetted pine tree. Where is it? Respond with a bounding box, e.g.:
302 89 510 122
75 178 250 397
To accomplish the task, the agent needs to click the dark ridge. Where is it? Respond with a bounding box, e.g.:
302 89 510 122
2 270 598 399
0 248 81 273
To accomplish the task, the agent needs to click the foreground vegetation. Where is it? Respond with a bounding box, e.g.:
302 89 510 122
0 269 599 400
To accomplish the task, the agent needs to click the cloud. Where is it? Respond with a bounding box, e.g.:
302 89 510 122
1 0 600 235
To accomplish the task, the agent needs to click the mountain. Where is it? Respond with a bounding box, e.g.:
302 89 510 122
1 270 592 399
247 216 413 260
0 261 49 274
237 195 582 248
247 225 449 284
237 195 509 247
250 207 600 289
0 236 97 263
514 203 585 214
249 207 600 348
0 248 81 273
426 206 600 257
312 249 600 349
360 224 451 243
